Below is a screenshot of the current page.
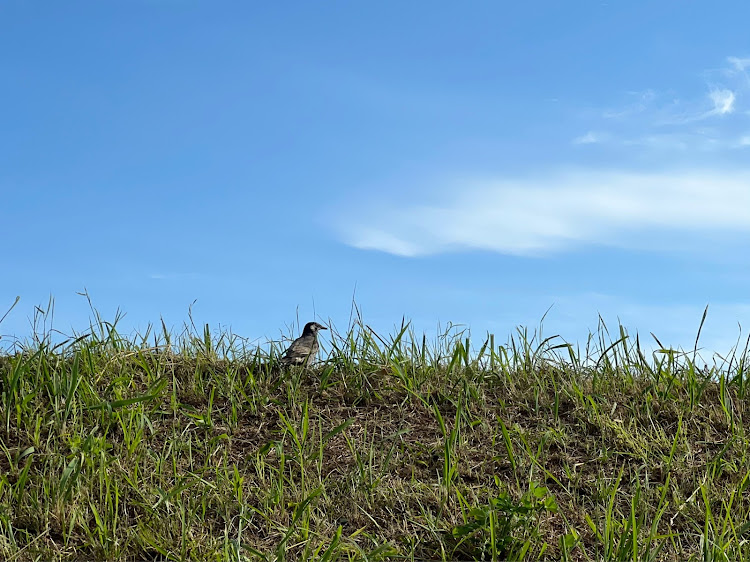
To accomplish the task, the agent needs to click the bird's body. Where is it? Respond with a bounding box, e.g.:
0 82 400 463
279 322 327 367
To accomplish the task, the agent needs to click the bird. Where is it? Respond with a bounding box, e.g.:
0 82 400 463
279 321 327 367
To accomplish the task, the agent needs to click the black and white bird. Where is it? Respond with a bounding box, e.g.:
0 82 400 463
279 322 327 367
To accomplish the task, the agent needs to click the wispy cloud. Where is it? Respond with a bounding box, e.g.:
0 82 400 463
336 169 750 257
584 130 750 152
602 57 750 126
655 87 737 124
602 89 657 119
727 56 750 87
728 56 750 71
708 88 736 116
337 56 750 258
576 56 750 150
573 131 606 144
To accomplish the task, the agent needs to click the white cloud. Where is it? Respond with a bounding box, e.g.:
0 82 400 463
576 56 750 152
727 56 750 87
599 57 747 128
707 88 735 115
339 56 750 258
345 230 422 257
654 88 736 124
337 169 750 257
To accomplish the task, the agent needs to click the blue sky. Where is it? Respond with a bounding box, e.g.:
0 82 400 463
2 1 749 359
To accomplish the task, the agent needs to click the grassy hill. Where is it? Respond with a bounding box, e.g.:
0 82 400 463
1 308 749 561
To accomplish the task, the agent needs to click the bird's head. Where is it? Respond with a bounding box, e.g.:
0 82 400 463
302 322 327 335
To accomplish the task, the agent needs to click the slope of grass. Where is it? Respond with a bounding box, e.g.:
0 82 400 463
1 303 749 561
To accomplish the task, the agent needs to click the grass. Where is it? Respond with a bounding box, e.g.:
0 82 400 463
1 298 750 561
